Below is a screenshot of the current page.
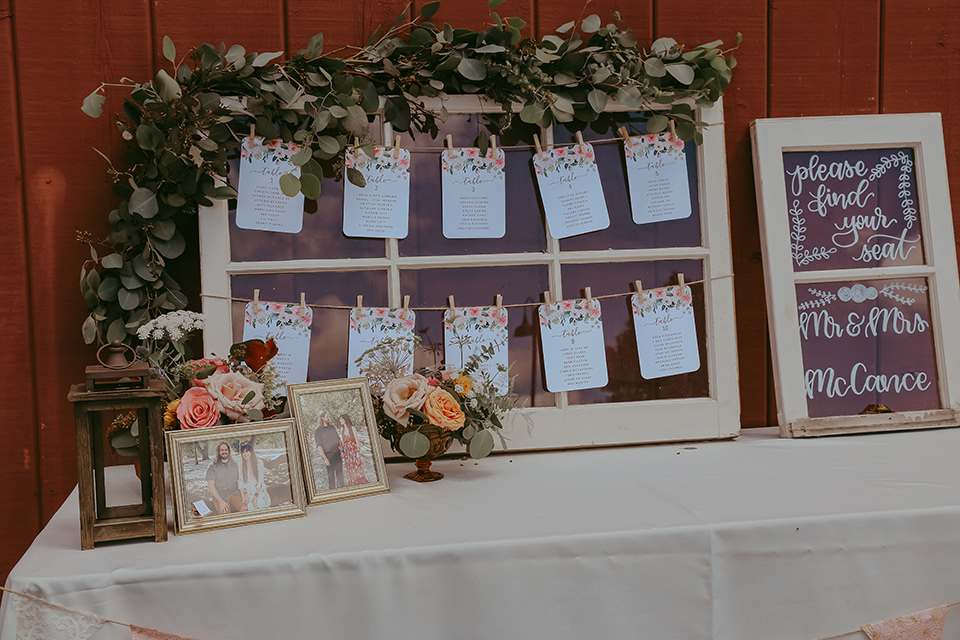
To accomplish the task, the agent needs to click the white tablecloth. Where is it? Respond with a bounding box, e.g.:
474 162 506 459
4 427 960 640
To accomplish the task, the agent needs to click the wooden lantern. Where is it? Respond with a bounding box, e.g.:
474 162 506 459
67 342 168 549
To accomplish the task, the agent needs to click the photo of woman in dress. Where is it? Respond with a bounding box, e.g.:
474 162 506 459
338 414 368 487
238 442 271 510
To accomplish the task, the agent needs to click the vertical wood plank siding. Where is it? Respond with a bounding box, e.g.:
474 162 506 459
2 0 957 582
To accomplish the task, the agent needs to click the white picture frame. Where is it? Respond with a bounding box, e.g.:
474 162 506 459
751 112 960 437
199 96 740 450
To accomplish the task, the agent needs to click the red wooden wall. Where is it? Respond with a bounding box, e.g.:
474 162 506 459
1 0 958 583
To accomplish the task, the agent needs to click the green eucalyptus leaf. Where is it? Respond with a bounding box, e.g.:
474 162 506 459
82 315 98 344
245 408 264 421
316 135 340 155
399 430 430 459
154 69 182 102
106 319 127 343
519 103 544 123
132 254 159 281
162 35 176 64
112 430 138 450
475 44 506 54
129 188 159 218
468 428 495 459
646 113 669 133
167 290 189 309
252 51 283 67
135 125 163 151
119 269 144 290
279 173 301 196
154 231 186 258
81 91 105 118
581 14 601 33
666 63 695 85
587 89 607 113
651 37 678 56
556 20 575 33
97 277 121 301
342 105 369 137
291 146 313 167
225 44 246 67
300 173 321 199
488 0 508 7
306 33 324 58
617 86 642 107
346 167 366 188
457 57 487 81
101 253 123 269
643 57 667 77
118 287 140 310
420 1 440 18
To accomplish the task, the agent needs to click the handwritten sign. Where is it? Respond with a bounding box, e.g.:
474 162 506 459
631 286 700 379
796 278 939 417
236 136 305 233
538 298 608 392
343 146 411 239
532 143 610 239
242 301 313 395
441 148 506 238
782 148 923 272
624 134 692 224
346 307 417 379
443 306 509 392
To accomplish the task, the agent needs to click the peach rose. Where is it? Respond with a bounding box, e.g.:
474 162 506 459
423 388 466 431
204 371 265 421
176 388 221 429
383 374 429 426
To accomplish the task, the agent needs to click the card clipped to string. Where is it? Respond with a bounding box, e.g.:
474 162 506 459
538 296 608 392
443 304 510 392
631 283 700 379
343 144 411 239
441 145 507 238
242 299 313 394
622 131 692 225
236 136 305 233
532 141 610 239
347 305 417 380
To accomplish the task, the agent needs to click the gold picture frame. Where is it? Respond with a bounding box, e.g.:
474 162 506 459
288 377 390 505
166 419 307 534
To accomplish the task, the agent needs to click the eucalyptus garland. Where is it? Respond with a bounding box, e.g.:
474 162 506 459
79 0 738 346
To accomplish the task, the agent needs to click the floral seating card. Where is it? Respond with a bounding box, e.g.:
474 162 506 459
623 133 692 224
236 136 305 233
532 144 610 239
443 306 510 392
441 148 507 238
343 146 411 238
631 286 700 379
538 298 608 392
242 301 313 394
347 307 417 378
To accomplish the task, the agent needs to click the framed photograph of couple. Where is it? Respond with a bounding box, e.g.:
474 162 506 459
288 377 390 505
166 419 307 534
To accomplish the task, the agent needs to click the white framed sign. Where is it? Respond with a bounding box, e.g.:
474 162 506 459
751 112 960 437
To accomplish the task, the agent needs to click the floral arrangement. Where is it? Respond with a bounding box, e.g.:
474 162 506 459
358 338 521 460
106 312 284 454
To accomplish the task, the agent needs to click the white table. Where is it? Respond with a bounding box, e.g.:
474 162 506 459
4 427 960 640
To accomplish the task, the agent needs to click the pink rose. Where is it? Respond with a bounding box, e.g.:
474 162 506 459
382 374 430 426
176 387 221 429
555 147 567 157
204 371 265 421
466 148 479 158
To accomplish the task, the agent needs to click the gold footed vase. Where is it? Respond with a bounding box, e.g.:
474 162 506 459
403 424 453 482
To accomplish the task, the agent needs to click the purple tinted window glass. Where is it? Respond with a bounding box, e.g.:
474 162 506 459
399 113 547 256
783 148 924 272
231 272 388 382
557 114 702 251
400 265 555 407
796 278 939 417
561 260 708 405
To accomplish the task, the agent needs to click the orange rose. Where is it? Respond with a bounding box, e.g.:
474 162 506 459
423 388 465 431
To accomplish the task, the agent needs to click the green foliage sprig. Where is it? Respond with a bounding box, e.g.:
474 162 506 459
80 2 738 346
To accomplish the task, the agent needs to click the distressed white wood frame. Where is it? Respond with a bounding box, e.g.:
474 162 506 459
752 113 960 437
199 96 740 450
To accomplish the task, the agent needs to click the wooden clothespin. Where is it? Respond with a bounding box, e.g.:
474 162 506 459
356 295 363 311
668 119 677 141
533 133 544 156
677 273 686 291
393 135 402 159
495 294 503 311
584 286 592 302
575 131 586 150
448 295 456 318
618 126 630 141
490 135 497 153
445 134 454 151
634 280 643 296
402 294 410 310
252 289 260 314
300 292 307 312
543 290 552 305
353 137 360 149
249 123 256 141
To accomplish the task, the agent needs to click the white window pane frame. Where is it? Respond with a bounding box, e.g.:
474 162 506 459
752 113 960 437
200 96 740 450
